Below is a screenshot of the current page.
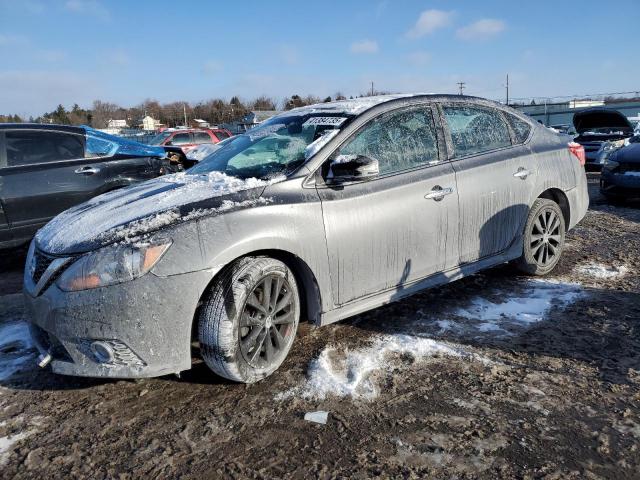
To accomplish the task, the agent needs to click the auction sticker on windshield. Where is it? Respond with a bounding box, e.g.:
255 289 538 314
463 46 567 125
303 117 348 127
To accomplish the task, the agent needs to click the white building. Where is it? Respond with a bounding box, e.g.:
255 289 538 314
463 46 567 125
140 115 162 131
107 119 128 129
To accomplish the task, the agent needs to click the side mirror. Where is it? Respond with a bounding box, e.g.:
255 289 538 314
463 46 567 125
327 154 379 182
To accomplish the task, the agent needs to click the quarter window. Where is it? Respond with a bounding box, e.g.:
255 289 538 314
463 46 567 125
443 106 511 157
334 108 439 175
6 130 85 166
506 113 532 144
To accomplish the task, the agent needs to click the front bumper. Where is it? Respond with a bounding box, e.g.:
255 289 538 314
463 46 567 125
600 171 640 198
23 269 211 378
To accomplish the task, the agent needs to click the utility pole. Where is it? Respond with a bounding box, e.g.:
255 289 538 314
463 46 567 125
371 81 375 96
505 74 509 105
183 103 187 127
457 82 466 95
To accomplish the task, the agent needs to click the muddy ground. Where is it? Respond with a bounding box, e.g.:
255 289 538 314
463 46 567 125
1 174 639 479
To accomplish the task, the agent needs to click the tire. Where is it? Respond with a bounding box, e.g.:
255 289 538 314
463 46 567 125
515 198 566 276
198 256 300 383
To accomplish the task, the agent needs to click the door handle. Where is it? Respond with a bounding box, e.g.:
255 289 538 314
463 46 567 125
74 166 100 175
425 186 454 201
513 168 530 180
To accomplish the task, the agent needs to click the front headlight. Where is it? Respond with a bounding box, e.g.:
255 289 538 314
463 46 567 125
56 239 172 292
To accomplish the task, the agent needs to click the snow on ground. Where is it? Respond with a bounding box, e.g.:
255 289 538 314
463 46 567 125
279 279 581 401
0 322 36 382
451 279 582 335
574 263 628 279
0 429 33 465
277 335 481 401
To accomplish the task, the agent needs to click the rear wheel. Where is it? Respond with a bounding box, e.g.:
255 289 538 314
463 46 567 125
198 256 300 383
515 198 565 276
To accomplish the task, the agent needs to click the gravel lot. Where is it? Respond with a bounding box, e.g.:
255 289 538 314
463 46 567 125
1 173 639 479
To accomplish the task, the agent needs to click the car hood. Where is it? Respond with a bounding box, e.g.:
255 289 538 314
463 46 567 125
35 172 275 255
573 108 633 135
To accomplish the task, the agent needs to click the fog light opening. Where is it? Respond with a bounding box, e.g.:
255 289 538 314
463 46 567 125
90 341 115 364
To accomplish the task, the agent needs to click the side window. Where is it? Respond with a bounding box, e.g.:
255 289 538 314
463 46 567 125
193 131 212 144
215 130 230 140
443 106 511 157
170 133 192 145
506 113 532 144
6 130 85 166
85 131 118 158
334 108 439 175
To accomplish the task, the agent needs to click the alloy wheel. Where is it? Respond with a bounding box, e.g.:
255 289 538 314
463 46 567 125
530 208 562 266
239 274 296 368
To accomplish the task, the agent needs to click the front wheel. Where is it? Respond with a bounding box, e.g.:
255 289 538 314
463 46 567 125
198 256 300 383
514 198 566 276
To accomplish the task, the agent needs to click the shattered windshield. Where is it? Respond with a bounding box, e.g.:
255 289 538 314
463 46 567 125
188 113 350 179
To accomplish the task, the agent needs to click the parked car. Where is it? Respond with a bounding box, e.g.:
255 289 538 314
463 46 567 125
24 94 588 383
149 128 232 154
601 134 640 201
0 124 171 250
572 108 635 170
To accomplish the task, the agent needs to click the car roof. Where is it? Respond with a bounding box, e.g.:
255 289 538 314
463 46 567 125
284 93 522 119
0 123 86 134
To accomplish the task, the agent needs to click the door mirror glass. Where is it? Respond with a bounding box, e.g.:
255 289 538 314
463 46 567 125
328 154 379 182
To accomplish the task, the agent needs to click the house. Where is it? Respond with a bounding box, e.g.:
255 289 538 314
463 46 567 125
107 119 128 129
190 118 210 128
139 115 163 131
223 110 279 134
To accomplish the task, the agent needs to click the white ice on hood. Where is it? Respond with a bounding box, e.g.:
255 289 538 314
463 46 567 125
37 172 282 252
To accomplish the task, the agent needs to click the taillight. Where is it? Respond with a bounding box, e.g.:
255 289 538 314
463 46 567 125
568 142 585 166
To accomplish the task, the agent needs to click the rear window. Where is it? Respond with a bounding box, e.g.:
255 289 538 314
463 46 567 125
507 113 532 143
443 106 511 157
6 130 85 166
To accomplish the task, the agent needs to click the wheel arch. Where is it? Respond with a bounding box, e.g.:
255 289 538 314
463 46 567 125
191 248 323 340
537 188 570 230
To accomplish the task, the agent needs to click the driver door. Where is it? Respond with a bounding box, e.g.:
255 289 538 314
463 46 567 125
316 106 459 305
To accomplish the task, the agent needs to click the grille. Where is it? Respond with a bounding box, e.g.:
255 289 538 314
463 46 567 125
32 250 55 284
580 142 602 153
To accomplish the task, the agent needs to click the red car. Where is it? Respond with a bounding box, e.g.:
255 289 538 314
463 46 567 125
149 128 232 154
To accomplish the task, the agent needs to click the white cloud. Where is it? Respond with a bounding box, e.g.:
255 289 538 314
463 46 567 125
456 19 505 40
202 60 223 75
406 9 454 38
37 49 67 62
0 34 28 47
278 44 299 65
350 39 378 54
406 51 431 67
64 0 110 21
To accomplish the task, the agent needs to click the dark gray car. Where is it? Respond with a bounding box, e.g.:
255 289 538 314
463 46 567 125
0 124 170 249
23 94 589 383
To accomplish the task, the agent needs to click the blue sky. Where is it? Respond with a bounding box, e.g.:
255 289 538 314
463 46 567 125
1 0 638 116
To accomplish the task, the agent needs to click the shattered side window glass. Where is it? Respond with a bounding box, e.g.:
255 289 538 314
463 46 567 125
83 127 166 158
507 113 532 144
335 108 439 175
443 106 511 157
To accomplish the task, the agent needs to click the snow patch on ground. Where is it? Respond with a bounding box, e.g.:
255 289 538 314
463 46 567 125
277 335 487 401
453 279 582 334
0 322 36 382
574 263 628 279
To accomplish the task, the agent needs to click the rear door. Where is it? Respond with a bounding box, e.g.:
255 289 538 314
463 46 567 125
316 105 459 305
168 132 194 152
193 130 214 145
0 128 116 241
440 103 536 263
